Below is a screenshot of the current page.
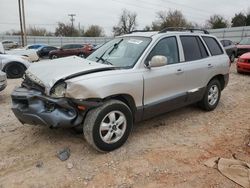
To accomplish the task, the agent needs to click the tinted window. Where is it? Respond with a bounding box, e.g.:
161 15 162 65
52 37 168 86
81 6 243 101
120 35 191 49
202 36 223 56
62 45 72 49
180 36 208 61
147 37 179 65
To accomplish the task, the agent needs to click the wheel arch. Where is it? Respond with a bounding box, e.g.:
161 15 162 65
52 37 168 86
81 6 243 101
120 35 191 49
103 94 137 121
3 61 27 72
207 74 226 90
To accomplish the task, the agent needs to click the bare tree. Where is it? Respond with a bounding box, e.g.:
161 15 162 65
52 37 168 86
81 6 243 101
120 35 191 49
84 25 105 37
113 9 137 36
55 22 79 37
152 10 191 30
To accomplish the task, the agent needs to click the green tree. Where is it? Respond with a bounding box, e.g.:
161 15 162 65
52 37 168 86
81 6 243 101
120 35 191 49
206 15 228 29
231 13 247 27
246 13 250 26
113 9 137 36
84 25 105 37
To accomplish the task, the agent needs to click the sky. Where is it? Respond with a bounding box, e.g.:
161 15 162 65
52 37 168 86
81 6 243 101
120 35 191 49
0 0 249 36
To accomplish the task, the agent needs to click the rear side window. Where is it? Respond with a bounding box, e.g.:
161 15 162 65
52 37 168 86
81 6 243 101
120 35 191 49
180 36 208 61
202 36 223 56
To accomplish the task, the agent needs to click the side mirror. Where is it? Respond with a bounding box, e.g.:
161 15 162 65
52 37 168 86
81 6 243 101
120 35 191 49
147 55 168 68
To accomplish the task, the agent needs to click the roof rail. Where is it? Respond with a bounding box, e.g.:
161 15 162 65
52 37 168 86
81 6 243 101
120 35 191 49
129 30 155 34
158 27 209 34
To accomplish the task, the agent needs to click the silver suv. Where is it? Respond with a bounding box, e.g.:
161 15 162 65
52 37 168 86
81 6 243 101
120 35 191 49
11 28 230 152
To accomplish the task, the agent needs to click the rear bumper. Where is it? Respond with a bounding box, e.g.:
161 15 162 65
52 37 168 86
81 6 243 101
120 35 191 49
237 62 250 72
223 73 229 89
11 87 85 128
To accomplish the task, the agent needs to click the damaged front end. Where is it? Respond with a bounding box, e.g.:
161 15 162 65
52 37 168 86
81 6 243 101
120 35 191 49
11 77 101 128
11 87 84 128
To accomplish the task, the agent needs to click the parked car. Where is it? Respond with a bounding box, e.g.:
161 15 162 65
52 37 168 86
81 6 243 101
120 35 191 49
220 39 237 62
11 28 230 152
2 40 18 50
25 44 47 50
237 52 250 73
6 48 40 62
0 42 31 78
49 44 92 59
0 70 7 91
36 46 58 58
236 37 250 57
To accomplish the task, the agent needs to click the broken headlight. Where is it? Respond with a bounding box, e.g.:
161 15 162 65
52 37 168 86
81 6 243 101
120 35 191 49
50 82 67 98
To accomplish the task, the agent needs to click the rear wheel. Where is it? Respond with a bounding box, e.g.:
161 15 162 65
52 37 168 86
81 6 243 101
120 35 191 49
5 63 25 78
83 100 133 152
50 55 58 59
199 79 221 111
78 53 85 58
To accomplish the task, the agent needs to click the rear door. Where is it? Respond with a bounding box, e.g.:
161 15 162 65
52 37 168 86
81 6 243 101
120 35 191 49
143 36 188 119
179 35 211 103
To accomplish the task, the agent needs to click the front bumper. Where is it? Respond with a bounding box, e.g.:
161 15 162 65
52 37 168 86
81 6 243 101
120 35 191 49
237 62 250 73
11 87 85 128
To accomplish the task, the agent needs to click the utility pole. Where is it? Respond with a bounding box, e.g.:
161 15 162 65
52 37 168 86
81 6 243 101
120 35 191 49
18 0 24 47
21 0 27 46
68 14 76 36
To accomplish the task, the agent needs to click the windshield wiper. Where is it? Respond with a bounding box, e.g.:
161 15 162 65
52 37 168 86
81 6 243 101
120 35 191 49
95 39 123 65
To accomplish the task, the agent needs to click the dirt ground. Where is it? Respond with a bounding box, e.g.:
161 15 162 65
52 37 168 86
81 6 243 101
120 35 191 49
0 63 249 188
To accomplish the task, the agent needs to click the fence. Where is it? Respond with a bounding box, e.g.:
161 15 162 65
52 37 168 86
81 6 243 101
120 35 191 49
208 26 250 43
0 35 113 47
1 26 250 46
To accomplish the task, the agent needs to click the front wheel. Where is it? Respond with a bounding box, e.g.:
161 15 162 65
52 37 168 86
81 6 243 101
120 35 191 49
5 63 25 78
199 79 221 111
83 100 133 152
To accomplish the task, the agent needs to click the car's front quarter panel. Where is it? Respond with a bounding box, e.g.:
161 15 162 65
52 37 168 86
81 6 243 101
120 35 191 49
65 70 144 108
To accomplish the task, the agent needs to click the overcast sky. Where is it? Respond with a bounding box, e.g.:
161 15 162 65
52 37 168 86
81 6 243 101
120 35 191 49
0 0 249 36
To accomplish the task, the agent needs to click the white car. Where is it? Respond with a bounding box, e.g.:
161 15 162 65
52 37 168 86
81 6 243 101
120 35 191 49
0 43 31 78
0 70 7 91
2 40 18 50
6 47 40 62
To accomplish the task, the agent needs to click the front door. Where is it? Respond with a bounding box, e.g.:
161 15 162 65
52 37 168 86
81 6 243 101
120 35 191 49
143 36 188 119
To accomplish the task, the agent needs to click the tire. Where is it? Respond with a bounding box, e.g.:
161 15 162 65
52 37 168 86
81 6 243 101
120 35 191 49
5 63 25 78
199 79 221 111
83 100 133 152
50 55 58 59
230 53 235 63
78 53 85 58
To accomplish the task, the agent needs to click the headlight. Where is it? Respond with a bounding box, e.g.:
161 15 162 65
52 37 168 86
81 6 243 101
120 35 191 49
50 82 67 98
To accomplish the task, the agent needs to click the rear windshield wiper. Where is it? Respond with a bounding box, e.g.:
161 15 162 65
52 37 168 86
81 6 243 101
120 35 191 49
95 39 124 64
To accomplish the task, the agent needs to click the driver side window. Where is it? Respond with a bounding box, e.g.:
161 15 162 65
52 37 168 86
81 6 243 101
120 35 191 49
146 37 180 65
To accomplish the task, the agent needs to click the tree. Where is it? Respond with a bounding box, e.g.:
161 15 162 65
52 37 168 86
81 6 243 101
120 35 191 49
113 9 137 36
231 13 247 27
84 25 105 37
246 13 250 26
26 26 52 36
206 15 228 29
151 10 192 31
55 22 79 37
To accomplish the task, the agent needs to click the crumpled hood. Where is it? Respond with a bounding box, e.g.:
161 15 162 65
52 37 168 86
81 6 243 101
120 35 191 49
26 56 113 89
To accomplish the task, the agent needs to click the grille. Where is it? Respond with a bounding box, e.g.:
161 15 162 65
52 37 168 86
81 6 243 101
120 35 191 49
22 75 45 93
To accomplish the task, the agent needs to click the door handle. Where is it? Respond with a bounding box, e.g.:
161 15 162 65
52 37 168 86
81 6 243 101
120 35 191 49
176 68 184 74
208 64 214 68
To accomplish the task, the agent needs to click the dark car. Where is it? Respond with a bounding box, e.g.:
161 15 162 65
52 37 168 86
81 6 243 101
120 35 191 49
49 44 93 59
37 46 58 58
236 37 250 57
220 40 237 62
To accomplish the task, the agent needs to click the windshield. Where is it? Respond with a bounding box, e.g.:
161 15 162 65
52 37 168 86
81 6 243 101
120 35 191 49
87 37 151 68
239 38 250 45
